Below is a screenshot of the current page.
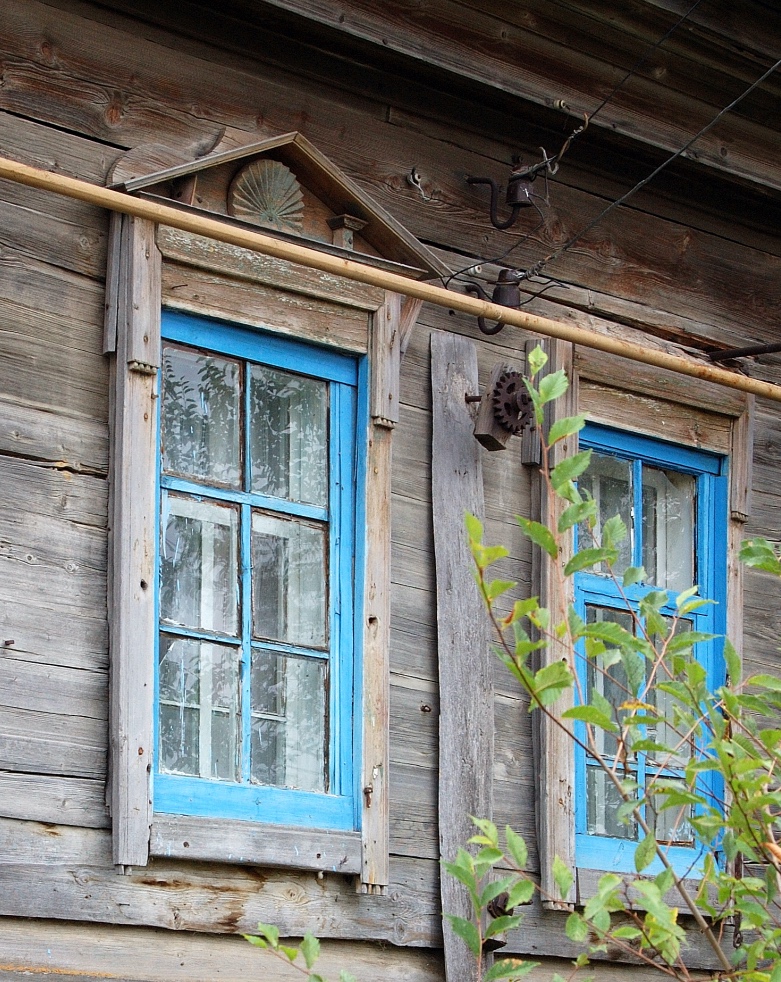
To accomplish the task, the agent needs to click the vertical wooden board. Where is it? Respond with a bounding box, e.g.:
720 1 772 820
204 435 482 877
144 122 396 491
431 330 493 982
108 216 161 867
361 421 392 892
529 339 578 908
731 397 754 523
371 292 402 427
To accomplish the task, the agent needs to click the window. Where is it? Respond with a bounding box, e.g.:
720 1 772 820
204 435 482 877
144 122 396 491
573 424 728 875
154 310 366 831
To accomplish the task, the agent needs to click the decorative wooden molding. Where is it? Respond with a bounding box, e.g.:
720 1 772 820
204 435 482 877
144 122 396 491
530 338 578 910
431 331 493 981
106 215 162 868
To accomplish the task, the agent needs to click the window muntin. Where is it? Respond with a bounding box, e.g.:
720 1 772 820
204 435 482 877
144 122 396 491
574 425 727 874
154 311 361 831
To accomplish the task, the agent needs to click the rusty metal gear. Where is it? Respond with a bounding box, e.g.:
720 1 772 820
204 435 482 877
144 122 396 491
492 370 534 434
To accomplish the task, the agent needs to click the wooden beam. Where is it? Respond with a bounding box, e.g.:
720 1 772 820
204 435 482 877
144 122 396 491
431 331 493 982
0 154 779 403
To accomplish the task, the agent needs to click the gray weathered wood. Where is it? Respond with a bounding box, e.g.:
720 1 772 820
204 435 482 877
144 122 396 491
0 918 445 982
431 330 493 982
0 770 109 828
108 215 161 867
731 397 755 523
371 292 402 427
151 816 362 874
0 395 108 474
530 339 578 909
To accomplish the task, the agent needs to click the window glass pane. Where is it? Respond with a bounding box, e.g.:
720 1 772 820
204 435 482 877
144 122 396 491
585 606 635 759
648 619 693 767
586 768 637 840
649 778 694 845
158 636 240 781
642 467 695 592
250 648 326 792
251 512 327 648
160 494 239 636
579 453 632 577
250 366 328 507
162 345 241 487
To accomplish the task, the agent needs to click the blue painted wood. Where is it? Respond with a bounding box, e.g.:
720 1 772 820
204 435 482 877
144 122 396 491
574 424 727 875
154 310 364 833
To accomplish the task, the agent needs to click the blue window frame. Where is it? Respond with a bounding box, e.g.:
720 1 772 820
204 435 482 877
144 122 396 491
574 424 728 875
153 310 367 832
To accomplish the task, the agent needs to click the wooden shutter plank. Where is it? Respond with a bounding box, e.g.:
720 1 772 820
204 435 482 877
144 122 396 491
431 331 493 982
108 216 161 868
529 339 578 909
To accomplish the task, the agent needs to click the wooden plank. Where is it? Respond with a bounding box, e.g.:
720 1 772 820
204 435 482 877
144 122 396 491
151 816 362 874
0 918 445 982
0 770 109 828
0 656 105 720
0 820 441 945
530 339 578 909
579 380 733 454
730 397 755 522
158 226 386 313
108 216 161 867
431 330 493 982
0 395 108 474
253 0 781 194
576 347 747 418
161 263 371 355
371 292 402 426
0 706 105 779
360 416 392 892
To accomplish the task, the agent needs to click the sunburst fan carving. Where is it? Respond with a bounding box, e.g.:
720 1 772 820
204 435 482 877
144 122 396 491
227 159 304 233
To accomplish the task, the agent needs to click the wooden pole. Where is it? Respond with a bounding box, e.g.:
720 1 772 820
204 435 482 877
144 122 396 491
2 153 780 403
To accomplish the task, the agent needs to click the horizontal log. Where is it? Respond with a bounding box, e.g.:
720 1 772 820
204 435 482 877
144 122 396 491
0 770 108 828
0 395 108 473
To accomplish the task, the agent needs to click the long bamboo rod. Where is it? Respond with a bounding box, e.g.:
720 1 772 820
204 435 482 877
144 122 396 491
2 153 780 403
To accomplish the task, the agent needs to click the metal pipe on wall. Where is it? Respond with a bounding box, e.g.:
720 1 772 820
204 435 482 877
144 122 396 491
1 154 780 403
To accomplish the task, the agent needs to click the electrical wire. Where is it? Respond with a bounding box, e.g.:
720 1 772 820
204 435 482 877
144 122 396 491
527 0 707 178
523 54 781 281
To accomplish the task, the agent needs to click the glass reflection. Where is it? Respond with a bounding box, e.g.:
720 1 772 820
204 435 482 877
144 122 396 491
642 467 695 591
162 345 241 487
250 648 326 792
250 366 328 507
579 453 632 577
251 512 327 648
160 494 239 636
158 635 240 781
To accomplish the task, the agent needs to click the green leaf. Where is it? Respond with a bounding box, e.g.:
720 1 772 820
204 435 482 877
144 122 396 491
635 833 657 873
254 923 279 947
622 566 646 588
279 945 298 963
471 816 499 846
538 369 569 405
484 914 523 938
243 936 268 948
531 660 574 707
558 499 596 533
339 973 358 982
516 517 558 559
465 512 484 545
564 548 616 576
740 536 781 575
565 911 589 942
548 414 586 445
505 878 535 907
300 933 320 970
724 639 741 685
552 855 573 899
484 959 539 982
526 344 548 376
601 514 627 551
485 578 517 601
550 450 593 492
445 915 481 956
562 705 618 731
505 827 528 870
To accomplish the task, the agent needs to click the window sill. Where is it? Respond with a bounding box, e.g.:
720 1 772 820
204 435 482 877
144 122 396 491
150 814 362 874
576 867 707 908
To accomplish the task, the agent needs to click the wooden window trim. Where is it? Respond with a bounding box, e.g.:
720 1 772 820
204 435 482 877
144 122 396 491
531 340 753 909
106 216 413 893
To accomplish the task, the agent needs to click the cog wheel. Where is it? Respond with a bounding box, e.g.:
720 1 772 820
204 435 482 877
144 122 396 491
492 370 533 435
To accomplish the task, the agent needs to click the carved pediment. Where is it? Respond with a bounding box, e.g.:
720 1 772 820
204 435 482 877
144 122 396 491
109 131 445 280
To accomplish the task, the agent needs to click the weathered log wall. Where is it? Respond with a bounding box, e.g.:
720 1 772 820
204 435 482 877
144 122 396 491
0 0 780 978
